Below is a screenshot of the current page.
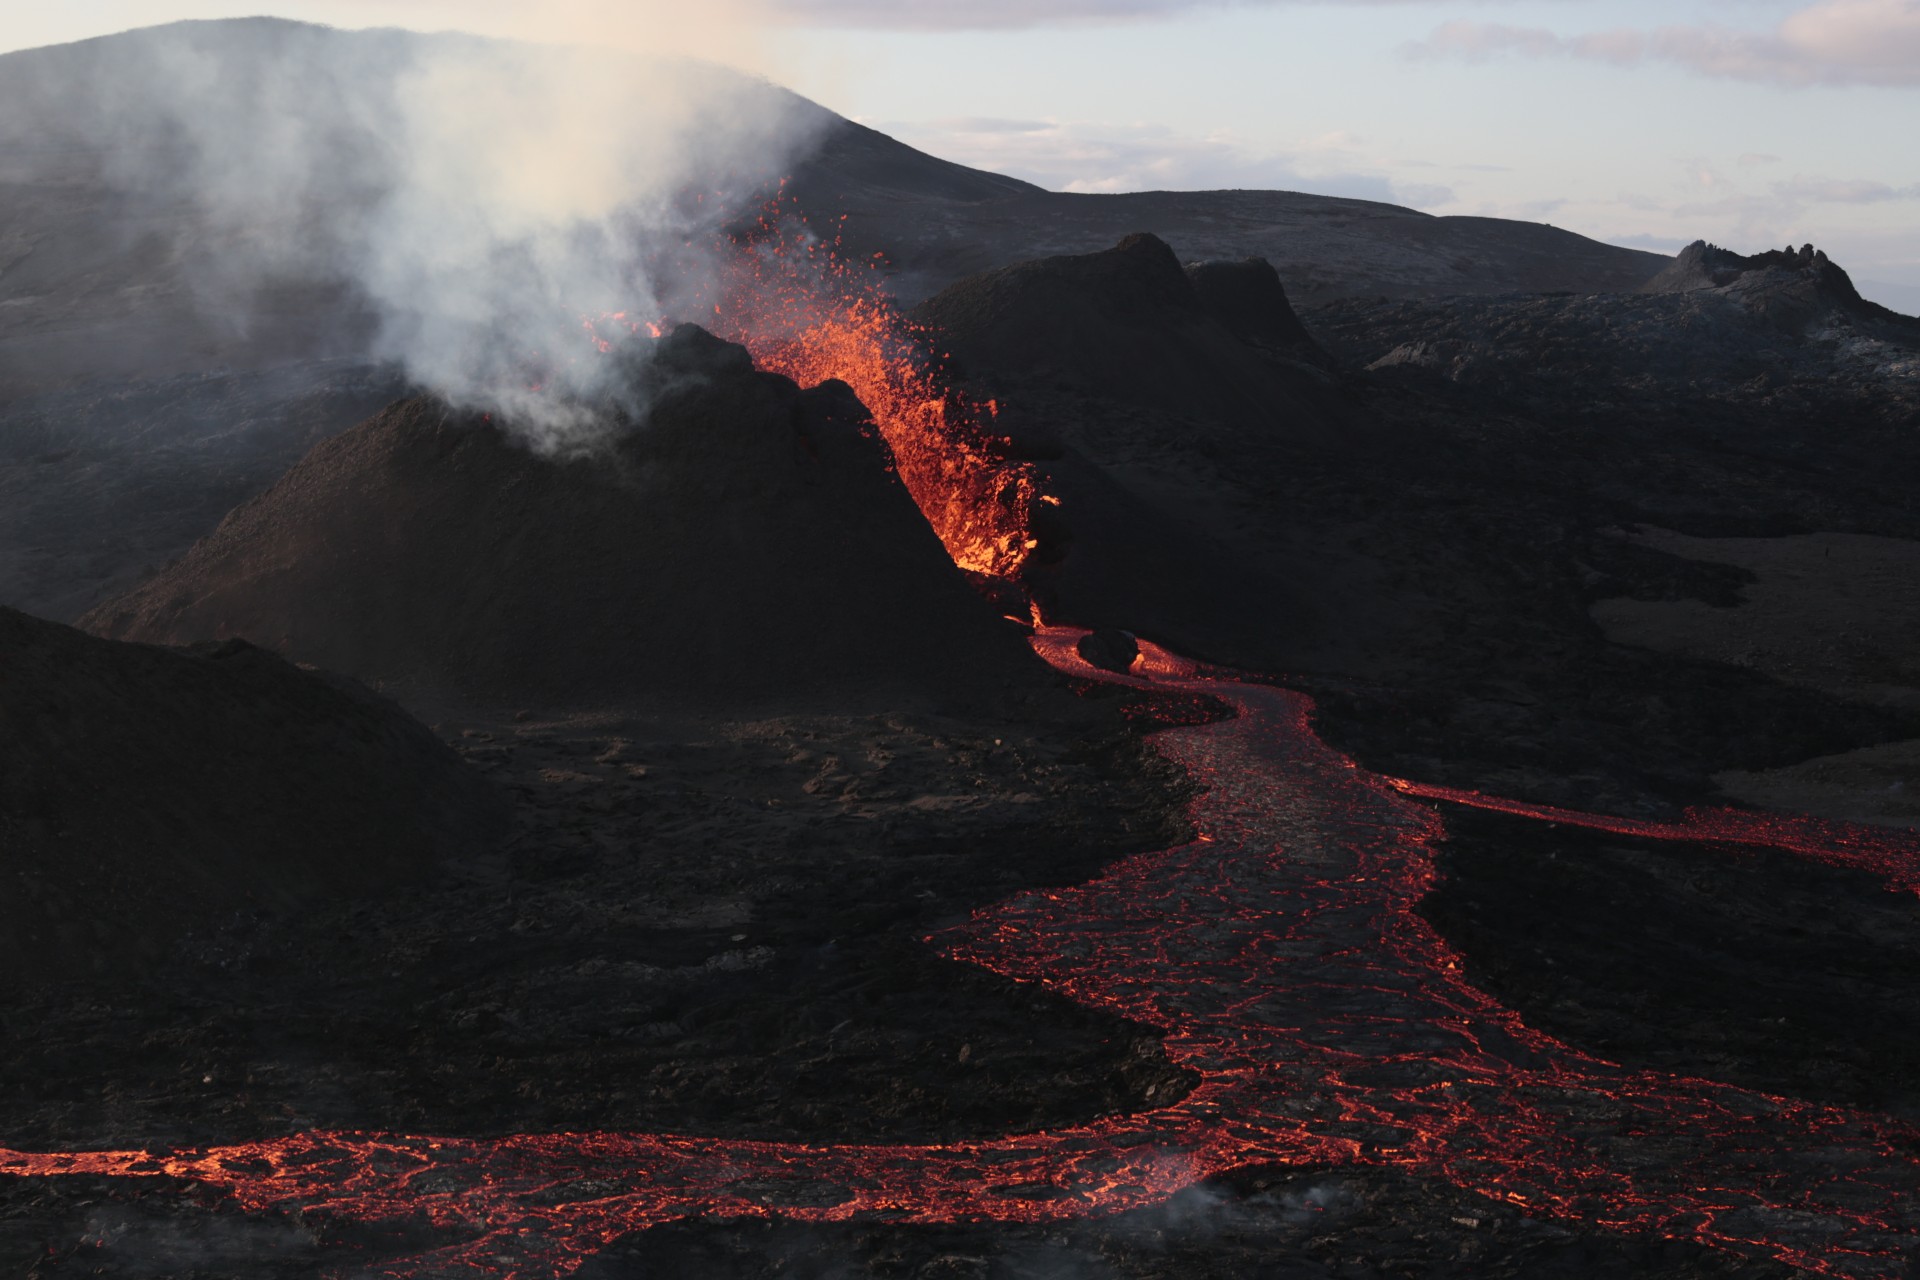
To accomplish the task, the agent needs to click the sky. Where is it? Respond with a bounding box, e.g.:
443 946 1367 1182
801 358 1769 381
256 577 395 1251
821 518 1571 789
4 0 1917 311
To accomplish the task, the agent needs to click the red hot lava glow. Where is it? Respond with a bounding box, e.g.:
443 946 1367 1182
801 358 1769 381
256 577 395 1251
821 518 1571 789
641 195 1045 583
5 631 1919 1278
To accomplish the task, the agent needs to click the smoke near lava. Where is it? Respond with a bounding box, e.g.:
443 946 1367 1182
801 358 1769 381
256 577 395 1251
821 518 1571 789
0 21 832 444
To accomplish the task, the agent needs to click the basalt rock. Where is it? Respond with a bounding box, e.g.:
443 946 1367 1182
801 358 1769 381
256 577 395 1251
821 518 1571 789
1644 240 1918 334
1076 628 1140 674
915 233 1342 440
910 234 1339 670
81 326 1054 712
0 607 504 985
1184 256 1330 368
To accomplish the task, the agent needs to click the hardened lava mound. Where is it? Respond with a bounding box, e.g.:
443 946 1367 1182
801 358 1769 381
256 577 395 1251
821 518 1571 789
0 607 503 985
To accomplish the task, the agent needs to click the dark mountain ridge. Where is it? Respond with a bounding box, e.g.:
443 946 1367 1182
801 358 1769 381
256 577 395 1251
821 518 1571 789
0 18 1668 400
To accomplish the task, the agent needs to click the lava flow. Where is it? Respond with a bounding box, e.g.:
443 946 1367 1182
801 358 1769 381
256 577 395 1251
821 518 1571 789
660 193 1044 583
7 630 1920 1278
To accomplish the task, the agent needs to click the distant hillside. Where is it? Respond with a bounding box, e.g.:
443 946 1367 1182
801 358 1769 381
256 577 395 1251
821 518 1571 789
1 19 1666 398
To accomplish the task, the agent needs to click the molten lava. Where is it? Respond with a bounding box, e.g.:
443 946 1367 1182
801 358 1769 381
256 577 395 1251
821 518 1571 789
7 631 1919 1279
671 195 1044 583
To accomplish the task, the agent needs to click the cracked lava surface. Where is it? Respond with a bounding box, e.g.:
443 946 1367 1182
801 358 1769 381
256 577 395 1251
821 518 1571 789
5 630 1919 1278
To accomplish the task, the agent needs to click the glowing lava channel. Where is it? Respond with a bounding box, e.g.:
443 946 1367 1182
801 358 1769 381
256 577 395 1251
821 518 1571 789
6 631 1920 1278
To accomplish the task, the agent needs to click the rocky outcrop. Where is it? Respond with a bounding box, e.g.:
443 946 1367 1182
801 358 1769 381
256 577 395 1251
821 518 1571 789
1184 257 1330 368
1644 240 1917 332
911 235 1337 668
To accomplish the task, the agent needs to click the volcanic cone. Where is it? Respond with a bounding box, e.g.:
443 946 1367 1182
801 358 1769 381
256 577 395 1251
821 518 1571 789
912 234 1338 668
83 327 1051 711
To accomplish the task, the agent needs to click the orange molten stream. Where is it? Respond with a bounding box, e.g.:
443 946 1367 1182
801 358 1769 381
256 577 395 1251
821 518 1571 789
8 216 1920 1277
6 631 1920 1278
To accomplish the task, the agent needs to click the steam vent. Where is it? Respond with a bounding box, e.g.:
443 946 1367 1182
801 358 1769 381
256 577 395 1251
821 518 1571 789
82 327 1051 710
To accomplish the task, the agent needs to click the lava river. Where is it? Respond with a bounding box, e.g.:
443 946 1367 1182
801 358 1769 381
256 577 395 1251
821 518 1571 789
5 631 1919 1278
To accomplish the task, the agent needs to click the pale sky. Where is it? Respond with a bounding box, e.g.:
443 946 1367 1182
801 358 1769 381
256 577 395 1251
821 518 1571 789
5 0 1918 310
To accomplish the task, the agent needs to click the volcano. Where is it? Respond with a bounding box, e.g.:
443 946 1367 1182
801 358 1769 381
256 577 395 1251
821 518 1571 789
81 327 1052 711
0 608 502 984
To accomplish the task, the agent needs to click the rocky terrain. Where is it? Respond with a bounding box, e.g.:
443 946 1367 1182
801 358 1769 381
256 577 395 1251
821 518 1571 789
0 607 503 985
892 230 1920 822
2 16 1919 1280
0 361 402 621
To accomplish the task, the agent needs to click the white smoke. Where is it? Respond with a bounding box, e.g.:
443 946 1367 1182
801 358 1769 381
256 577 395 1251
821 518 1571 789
4 18 832 446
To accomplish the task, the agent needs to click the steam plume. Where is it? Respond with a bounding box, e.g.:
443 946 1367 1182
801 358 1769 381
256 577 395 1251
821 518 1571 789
0 19 831 446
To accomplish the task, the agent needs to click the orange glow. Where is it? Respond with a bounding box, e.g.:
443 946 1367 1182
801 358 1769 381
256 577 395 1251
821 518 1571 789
568 196 1043 584
701 198 1044 580
6 631 1920 1279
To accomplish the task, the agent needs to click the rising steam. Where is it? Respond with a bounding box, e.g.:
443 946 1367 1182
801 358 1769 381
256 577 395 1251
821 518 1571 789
1 19 832 446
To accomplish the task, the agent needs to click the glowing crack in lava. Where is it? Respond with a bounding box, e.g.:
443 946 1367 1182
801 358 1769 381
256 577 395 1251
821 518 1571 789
7 631 1920 1277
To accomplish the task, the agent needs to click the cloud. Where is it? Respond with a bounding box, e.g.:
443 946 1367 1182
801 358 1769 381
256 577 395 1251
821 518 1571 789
768 0 1238 29
1606 232 1694 252
1410 0 1920 88
922 116 1057 134
1671 176 1918 220
881 116 1454 207
763 0 1440 30
1773 176 1920 202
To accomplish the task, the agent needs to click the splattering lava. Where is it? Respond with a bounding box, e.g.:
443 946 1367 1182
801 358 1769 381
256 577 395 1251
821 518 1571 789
6 631 1919 1278
588 193 1045 584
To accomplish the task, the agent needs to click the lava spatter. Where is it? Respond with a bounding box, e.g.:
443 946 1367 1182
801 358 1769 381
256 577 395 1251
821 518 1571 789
682 194 1044 584
6 631 1919 1278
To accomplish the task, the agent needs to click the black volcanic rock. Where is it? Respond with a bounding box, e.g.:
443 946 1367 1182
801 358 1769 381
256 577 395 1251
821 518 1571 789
0 607 503 985
1076 628 1139 674
916 233 1342 440
80 327 1052 712
1310 239 1919 427
910 234 1339 668
1643 240 1917 332
1184 257 1330 367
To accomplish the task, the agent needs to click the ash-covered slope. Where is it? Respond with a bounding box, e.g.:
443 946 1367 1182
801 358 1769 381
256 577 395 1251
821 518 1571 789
0 607 502 984
83 327 1051 711
839 190 1669 309
0 359 406 623
912 234 1341 665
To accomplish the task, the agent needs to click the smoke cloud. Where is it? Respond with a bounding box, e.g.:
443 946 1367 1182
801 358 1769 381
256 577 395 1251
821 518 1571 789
0 18 833 446
1410 0 1920 89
